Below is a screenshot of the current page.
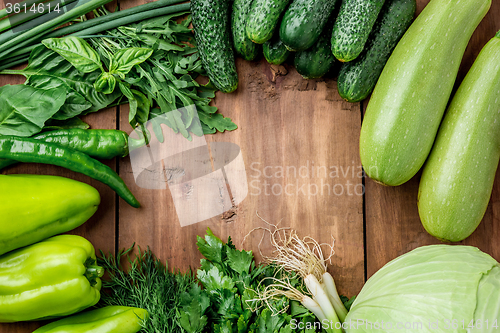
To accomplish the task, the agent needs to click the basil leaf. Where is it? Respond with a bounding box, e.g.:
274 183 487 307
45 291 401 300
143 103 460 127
42 37 103 73
0 84 66 137
28 75 91 120
94 72 117 94
23 46 120 114
110 47 153 77
44 117 90 131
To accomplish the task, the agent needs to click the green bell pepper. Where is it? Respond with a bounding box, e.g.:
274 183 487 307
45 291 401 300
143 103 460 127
0 174 100 256
33 306 149 333
0 235 103 322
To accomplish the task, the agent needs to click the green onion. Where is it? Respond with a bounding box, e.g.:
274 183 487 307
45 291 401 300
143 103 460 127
0 0 78 33
0 0 189 63
0 0 112 59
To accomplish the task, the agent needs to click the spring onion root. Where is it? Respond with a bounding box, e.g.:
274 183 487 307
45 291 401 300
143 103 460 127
245 218 347 332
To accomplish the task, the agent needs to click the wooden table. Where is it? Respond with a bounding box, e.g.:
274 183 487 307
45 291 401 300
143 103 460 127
1 0 500 331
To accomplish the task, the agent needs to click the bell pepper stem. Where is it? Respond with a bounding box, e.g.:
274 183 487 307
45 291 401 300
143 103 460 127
85 265 105 282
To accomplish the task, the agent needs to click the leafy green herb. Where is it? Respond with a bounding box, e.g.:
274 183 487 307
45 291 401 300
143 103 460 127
42 37 104 73
97 245 196 333
0 84 66 136
178 228 317 333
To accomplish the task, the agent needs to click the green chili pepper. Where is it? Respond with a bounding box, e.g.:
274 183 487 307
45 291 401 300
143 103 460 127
0 174 100 256
0 235 104 323
0 129 130 171
33 306 148 333
0 136 140 208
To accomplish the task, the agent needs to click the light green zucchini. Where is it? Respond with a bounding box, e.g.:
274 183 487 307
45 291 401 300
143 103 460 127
359 0 491 186
418 32 500 242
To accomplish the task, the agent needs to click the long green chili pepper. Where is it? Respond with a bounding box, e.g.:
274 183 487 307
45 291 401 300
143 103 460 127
0 136 140 208
0 129 146 171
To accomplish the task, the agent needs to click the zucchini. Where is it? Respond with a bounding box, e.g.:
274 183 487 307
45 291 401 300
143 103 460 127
279 0 338 52
263 34 290 65
418 32 500 242
294 24 336 79
359 0 491 186
232 0 260 61
246 0 290 44
337 0 415 103
191 0 238 93
331 0 386 62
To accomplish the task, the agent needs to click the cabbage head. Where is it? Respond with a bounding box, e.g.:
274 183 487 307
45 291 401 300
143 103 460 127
345 245 500 332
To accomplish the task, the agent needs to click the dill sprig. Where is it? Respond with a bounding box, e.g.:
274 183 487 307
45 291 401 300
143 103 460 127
97 245 195 333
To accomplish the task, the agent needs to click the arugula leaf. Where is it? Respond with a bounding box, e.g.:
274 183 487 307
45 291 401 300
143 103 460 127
198 111 238 133
42 37 103 73
0 84 66 136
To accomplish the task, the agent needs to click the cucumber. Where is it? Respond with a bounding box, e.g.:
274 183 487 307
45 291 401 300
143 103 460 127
337 0 415 103
279 0 338 52
294 24 336 79
418 33 500 242
246 0 290 44
331 0 386 62
232 0 260 61
263 34 290 65
359 0 491 186
191 0 238 93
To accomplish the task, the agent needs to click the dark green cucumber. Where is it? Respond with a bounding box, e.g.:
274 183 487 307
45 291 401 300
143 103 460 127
279 0 338 52
232 0 260 61
331 0 386 62
294 25 336 79
337 0 415 102
191 0 238 93
263 34 290 65
246 0 290 44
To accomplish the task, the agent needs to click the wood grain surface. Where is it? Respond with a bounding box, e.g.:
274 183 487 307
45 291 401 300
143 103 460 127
0 0 499 331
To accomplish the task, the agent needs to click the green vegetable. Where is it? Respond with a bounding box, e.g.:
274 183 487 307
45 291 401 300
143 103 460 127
0 0 113 60
418 32 500 242
359 0 491 186
232 0 260 61
279 0 338 52
0 235 103 322
179 228 317 333
33 306 148 333
337 0 415 102
0 129 131 171
0 136 140 208
246 0 290 44
191 0 238 93
263 34 291 65
331 0 386 62
0 174 100 256
0 84 66 137
0 0 192 66
98 246 196 333
345 245 500 333
0 45 122 120
294 24 337 79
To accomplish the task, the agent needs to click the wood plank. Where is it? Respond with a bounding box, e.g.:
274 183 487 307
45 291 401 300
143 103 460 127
118 57 365 298
365 0 500 278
